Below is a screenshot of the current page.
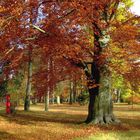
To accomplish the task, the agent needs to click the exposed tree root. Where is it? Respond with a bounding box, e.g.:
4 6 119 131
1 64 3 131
85 115 121 125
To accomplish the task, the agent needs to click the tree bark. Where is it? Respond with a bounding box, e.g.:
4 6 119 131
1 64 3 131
117 89 121 103
85 23 119 124
69 81 73 104
85 64 119 124
45 90 49 111
24 50 32 111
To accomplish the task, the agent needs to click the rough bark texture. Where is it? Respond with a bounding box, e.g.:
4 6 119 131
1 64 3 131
85 24 119 124
85 64 119 124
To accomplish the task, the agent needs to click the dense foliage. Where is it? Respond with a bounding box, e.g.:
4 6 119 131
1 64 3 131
0 0 140 124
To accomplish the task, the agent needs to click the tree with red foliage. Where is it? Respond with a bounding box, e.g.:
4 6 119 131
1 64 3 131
0 0 140 124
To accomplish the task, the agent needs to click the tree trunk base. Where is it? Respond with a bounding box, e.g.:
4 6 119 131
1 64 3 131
85 114 120 125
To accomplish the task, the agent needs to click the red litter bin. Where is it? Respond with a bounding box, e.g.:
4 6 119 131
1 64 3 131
6 94 11 114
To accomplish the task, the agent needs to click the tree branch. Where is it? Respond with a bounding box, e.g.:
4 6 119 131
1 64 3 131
0 47 14 62
92 22 102 37
109 0 119 22
30 24 47 34
121 16 140 26
63 55 91 78
58 9 76 19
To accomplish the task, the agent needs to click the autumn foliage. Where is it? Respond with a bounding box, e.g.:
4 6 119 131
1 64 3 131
0 0 140 123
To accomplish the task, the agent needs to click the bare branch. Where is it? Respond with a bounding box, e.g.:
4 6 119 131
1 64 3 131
30 24 46 34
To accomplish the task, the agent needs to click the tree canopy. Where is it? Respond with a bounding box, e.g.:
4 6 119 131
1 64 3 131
0 0 140 124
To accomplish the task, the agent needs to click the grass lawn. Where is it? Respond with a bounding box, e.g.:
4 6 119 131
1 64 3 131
74 130 140 140
0 103 140 140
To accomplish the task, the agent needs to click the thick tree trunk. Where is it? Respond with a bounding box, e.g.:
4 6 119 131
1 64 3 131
24 50 32 111
85 64 119 124
84 23 120 124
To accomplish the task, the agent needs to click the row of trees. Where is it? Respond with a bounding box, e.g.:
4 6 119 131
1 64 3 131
0 0 140 124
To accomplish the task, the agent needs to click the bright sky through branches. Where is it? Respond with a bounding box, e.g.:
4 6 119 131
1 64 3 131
131 0 140 15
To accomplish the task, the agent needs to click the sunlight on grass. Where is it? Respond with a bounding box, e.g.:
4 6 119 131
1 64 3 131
74 130 140 140
0 104 140 140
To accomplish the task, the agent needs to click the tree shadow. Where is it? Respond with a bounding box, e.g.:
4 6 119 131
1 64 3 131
0 110 86 126
119 117 140 129
0 109 140 131
0 131 16 140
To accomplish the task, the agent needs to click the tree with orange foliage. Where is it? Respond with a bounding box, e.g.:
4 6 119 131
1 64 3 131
0 0 140 124
41 0 139 124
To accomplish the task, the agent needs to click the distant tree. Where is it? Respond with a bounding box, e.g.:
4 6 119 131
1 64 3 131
7 71 24 105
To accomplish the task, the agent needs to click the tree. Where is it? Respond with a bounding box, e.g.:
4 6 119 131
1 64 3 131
1 0 140 125
7 71 24 105
35 0 139 124
0 0 24 98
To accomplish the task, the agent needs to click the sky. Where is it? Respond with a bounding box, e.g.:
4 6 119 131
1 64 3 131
130 0 140 15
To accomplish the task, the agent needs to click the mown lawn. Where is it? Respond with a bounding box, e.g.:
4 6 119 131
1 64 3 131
74 130 140 140
0 103 140 140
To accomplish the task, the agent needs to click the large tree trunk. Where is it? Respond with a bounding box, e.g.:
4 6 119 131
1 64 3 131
84 23 120 124
85 63 119 124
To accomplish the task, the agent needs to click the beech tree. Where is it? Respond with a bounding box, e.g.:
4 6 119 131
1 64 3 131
38 0 139 124
0 0 140 124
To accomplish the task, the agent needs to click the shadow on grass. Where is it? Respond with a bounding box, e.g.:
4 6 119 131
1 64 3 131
0 131 16 140
119 117 140 127
0 109 140 131
0 110 86 126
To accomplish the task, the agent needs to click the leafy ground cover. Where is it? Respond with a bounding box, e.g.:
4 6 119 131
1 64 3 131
0 103 140 140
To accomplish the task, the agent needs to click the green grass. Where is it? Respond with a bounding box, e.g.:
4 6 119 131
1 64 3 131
74 130 140 140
